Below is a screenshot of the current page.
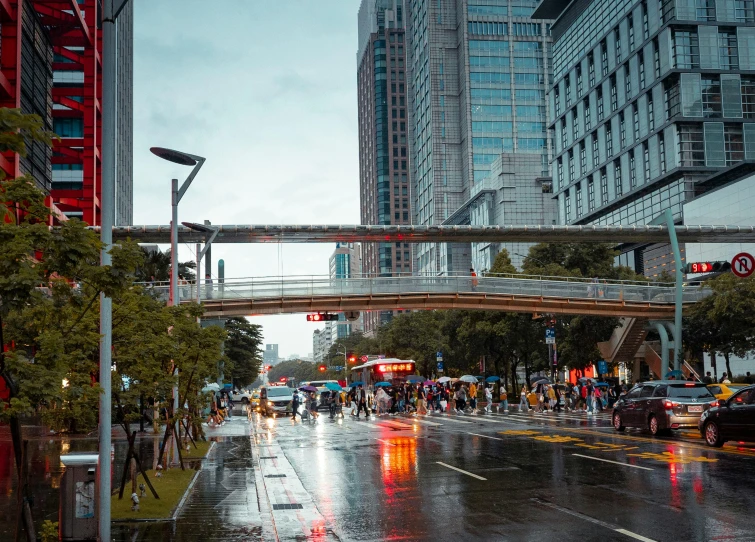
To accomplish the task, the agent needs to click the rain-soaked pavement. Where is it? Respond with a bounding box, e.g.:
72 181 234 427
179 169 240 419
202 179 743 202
4 407 755 541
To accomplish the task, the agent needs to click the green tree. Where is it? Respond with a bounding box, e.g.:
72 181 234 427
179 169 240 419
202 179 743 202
377 311 445 376
225 317 263 388
267 359 320 385
686 273 755 378
135 247 196 282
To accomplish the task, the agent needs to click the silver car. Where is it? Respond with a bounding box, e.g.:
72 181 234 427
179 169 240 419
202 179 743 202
612 381 716 436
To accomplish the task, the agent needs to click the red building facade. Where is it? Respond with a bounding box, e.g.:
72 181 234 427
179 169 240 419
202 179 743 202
0 0 132 226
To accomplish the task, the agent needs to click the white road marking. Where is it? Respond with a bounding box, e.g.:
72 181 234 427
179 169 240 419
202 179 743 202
434 416 474 425
436 461 487 480
467 432 505 441
532 498 658 542
572 453 653 471
615 529 659 542
406 417 443 426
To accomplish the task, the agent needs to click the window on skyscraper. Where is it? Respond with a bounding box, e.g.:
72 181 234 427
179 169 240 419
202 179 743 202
659 133 667 174
580 141 587 173
629 149 637 187
597 88 604 120
628 15 635 51
615 27 622 64
696 0 716 21
701 77 722 117
673 28 700 69
584 96 591 130
736 0 755 21
557 158 564 187
600 168 609 204
588 53 596 87
620 112 627 147
588 179 595 211
678 124 705 166
593 133 600 167
568 149 575 180
576 186 583 217
565 192 572 220
643 142 651 181
606 127 613 156
639 50 646 90
647 94 655 131
653 38 661 77
610 75 617 112
625 63 632 97
724 125 745 165
572 107 579 140
601 40 609 76
718 30 739 70
633 104 640 139
642 1 649 37
576 65 583 97
742 77 755 118
614 160 623 196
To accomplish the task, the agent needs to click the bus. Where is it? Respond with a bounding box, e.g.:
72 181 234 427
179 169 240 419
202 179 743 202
349 358 416 388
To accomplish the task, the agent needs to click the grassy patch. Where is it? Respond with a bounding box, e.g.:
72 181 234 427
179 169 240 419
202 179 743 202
111 467 197 520
181 439 211 460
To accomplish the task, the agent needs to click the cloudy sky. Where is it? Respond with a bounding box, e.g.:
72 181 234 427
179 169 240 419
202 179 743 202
133 1 360 358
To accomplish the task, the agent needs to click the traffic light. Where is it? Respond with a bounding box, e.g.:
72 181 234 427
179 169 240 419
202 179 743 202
347 352 357 364
306 313 339 322
685 261 731 274
318 364 327 372
279 377 287 382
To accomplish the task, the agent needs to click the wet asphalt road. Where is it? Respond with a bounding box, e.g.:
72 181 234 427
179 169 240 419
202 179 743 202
110 407 755 542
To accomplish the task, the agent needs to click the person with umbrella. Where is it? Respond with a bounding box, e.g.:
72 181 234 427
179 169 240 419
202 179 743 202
356 385 370 419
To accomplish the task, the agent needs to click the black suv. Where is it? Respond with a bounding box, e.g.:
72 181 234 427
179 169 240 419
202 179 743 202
699 385 755 447
612 381 715 436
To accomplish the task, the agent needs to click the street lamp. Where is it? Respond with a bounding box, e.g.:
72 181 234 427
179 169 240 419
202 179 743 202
181 221 219 304
149 147 206 308
150 147 205 469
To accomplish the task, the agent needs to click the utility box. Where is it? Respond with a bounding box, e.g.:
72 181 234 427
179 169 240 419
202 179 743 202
59 453 99 541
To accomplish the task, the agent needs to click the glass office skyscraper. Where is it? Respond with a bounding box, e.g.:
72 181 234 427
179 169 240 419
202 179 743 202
534 0 755 276
407 0 555 274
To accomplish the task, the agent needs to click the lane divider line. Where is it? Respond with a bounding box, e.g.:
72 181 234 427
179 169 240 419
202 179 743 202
436 461 487 480
532 498 658 542
572 453 654 471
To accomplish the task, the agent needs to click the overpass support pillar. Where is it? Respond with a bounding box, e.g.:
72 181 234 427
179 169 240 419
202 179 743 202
651 209 683 371
650 321 670 373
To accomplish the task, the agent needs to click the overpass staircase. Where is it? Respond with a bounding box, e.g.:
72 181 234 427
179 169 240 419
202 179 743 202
598 317 649 364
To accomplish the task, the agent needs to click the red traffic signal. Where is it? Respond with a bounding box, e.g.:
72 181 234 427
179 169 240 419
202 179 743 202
685 261 731 274
306 313 339 322
279 377 287 382
318 364 327 372
347 352 357 364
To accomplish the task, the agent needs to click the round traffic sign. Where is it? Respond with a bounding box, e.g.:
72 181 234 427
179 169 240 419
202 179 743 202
731 252 755 278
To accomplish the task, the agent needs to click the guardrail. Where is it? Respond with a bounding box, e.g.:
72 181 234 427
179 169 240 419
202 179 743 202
139 275 709 305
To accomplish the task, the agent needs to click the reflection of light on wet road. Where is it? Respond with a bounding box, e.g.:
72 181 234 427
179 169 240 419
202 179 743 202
380 437 417 501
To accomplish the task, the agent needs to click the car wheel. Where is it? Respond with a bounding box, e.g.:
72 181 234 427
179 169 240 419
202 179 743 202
648 415 661 436
704 421 724 447
612 412 625 431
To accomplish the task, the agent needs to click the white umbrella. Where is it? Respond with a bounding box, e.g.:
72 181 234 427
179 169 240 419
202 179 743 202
201 383 220 393
437 376 452 383
459 375 478 383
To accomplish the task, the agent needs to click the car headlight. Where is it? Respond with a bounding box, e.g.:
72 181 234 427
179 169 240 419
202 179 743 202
268 401 273 406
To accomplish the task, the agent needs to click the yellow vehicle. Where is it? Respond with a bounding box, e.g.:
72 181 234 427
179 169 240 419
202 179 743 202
707 383 748 400
250 390 261 408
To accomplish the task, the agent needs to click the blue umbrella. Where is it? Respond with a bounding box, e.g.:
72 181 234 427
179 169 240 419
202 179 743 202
375 382 391 388
350 381 364 387
594 382 609 388
325 382 343 391
665 370 684 379
406 375 424 383
485 376 501 382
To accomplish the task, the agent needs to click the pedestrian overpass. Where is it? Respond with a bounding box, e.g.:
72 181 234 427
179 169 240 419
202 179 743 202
146 274 709 319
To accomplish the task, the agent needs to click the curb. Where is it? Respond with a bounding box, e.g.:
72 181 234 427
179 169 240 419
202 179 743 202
111 441 215 524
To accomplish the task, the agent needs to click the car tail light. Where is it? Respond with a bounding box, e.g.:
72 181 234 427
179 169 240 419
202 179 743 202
710 401 718 407
663 400 678 409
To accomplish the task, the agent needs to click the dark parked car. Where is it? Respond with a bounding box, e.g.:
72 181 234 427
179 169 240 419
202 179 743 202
699 385 755 447
612 381 716 436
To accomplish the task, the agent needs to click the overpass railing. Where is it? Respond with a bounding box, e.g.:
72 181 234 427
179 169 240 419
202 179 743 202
139 274 709 305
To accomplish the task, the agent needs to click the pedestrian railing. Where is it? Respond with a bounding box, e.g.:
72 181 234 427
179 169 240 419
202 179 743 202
139 274 709 306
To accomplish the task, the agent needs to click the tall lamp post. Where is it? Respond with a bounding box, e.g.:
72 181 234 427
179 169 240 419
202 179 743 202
100 1 132 540
150 147 206 468
149 147 206 308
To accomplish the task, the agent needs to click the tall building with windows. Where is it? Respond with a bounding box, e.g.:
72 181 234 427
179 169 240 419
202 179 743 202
406 0 555 275
0 1 134 226
534 0 755 277
357 0 412 333
327 243 364 342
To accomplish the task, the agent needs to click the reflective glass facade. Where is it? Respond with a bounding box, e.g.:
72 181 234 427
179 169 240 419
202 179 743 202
407 0 553 275
546 0 755 239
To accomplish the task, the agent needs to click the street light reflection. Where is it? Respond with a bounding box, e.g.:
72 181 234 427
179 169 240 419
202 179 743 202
380 437 417 501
